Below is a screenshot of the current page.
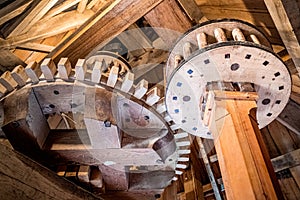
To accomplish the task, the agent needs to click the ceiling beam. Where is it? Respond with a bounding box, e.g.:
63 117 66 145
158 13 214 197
0 143 101 200
0 0 32 26
264 0 300 75
144 0 193 48
49 0 163 65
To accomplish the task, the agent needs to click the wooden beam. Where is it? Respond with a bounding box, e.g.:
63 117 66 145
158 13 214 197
0 143 100 200
8 0 60 37
0 10 94 49
144 0 193 48
271 148 300 172
0 0 32 26
277 100 300 135
43 0 81 20
214 100 278 199
177 0 206 23
15 42 55 53
49 0 164 65
264 0 300 74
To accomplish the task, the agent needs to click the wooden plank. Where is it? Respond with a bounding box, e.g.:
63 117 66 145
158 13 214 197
214 100 277 199
144 0 193 48
277 100 300 135
264 0 300 74
9 0 60 36
0 10 94 49
177 0 206 23
49 0 164 65
271 148 300 172
0 0 32 26
15 42 55 53
77 0 88 13
43 0 81 20
0 143 100 200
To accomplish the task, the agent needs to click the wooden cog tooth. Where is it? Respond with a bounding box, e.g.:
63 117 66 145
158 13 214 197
183 42 193 60
57 57 72 80
214 28 227 42
146 87 161 106
175 170 183 175
178 157 189 162
25 61 41 84
75 59 86 81
107 65 119 87
120 72 134 92
0 71 18 92
174 132 188 139
41 58 57 81
156 100 167 114
178 149 191 155
11 65 28 87
176 141 190 147
250 34 260 44
163 113 172 122
196 32 207 49
133 79 148 99
176 164 187 169
0 83 7 97
174 55 183 69
232 28 246 41
91 60 102 83
170 123 181 131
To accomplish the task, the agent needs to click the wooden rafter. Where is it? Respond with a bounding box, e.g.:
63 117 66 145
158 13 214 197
8 0 60 37
264 0 300 74
0 0 32 26
0 10 94 50
49 0 164 65
144 0 193 48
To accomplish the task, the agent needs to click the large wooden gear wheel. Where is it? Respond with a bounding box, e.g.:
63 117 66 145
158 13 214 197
165 19 291 138
0 52 190 196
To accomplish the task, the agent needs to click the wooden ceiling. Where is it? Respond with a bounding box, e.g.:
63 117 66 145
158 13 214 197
0 0 300 199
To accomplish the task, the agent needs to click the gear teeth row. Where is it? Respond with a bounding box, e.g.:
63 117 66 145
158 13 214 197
0 53 191 182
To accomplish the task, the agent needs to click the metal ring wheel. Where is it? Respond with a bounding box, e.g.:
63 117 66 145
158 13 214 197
165 19 291 138
0 53 190 193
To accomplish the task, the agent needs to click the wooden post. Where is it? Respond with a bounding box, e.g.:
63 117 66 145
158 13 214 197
213 99 278 199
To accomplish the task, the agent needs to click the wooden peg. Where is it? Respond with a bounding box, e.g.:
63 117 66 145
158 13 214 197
41 58 57 81
197 32 207 49
107 65 119 87
133 79 148 99
176 141 190 147
183 42 193 60
0 71 18 92
174 132 188 139
176 164 187 169
58 57 72 79
120 72 134 92
25 61 41 84
146 87 161 106
214 28 227 42
75 59 86 81
178 157 189 162
232 28 246 41
91 60 102 83
77 165 90 183
11 65 28 87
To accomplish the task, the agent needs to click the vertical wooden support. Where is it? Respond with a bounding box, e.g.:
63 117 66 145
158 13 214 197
2 88 50 154
213 99 278 199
